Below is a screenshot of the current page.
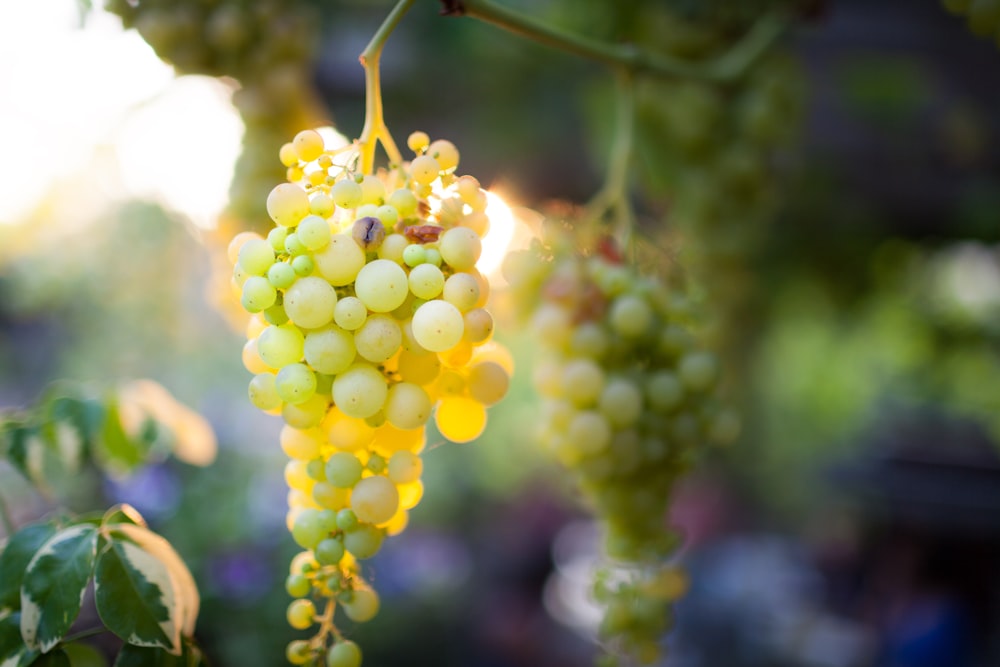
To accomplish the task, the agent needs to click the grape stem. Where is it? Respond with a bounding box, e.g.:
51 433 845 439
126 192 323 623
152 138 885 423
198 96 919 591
444 0 789 82
585 69 636 248
357 0 414 175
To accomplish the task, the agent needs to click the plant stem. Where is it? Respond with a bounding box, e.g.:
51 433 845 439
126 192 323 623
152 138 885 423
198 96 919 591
585 69 636 246
357 0 413 174
0 490 15 536
449 0 788 82
59 627 109 644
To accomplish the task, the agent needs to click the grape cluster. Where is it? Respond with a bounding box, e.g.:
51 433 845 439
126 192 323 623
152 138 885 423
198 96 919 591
502 228 736 666
942 0 1000 42
231 129 511 666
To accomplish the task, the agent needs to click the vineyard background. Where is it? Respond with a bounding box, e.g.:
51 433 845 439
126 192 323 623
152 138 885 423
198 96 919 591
2 1 1000 666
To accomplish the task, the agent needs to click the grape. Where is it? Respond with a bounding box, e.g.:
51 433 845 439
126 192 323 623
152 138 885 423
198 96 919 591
411 300 464 352
434 396 487 443
598 378 643 427
268 183 310 226
353 315 402 363
609 293 653 338
297 215 331 250
332 364 387 419
462 308 494 344
467 362 509 406
561 358 605 408
396 350 441 386
268 261 297 289
442 272 480 312
282 393 329 430
343 524 383 560
350 475 399 524
238 238 276 275
333 297 368 331
248 372 281 411
314 234 366 287
258 324 305 368
315 537 345 565
286 573 311 598
408 263 445 300
409 155 440 185
383 382 432 429
326 410 375 452
341 586 379 622
291 509 325 550
331 179 363 208
387 450 422 484
355 260 409 312
280 426 322 460
377 233 409 264
304 326 356 375
438 227 482 271
242 276 278 312
286 640 312 666
678 351 719 392
275 363 317 404
326 641 362 667
325 452 363 488
287 599 316 630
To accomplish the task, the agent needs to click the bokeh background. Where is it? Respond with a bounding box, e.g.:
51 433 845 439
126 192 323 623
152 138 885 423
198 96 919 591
2 1 1000 666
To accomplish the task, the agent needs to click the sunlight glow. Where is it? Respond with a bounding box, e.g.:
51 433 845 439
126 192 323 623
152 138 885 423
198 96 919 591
476 191 516 276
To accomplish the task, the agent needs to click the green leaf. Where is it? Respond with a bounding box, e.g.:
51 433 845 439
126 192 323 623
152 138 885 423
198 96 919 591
0 523 60 613
2 424 47 491
27 648 69 667
93 401 144 476
109 525 197 637
94 538 180 654
0 612 39 667
112 644 185 667
60 642 108 667
19 526 99 653
100 506 147 530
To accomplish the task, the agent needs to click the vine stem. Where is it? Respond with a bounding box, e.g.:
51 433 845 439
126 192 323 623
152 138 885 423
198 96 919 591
448 0 788 82
357 0 414 175
0 490 15 536
584 68 636 248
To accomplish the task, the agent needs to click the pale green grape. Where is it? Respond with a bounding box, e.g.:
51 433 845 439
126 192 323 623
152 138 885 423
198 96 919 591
427 139 459 171
375 205 399 227
342 585 380 622
238 238 276 275
282 393 329 430
377 233 408 264
462 308 494 344
327 410 375 451
242 276 277 312
387 188 418 217
409 155 440 185
343 524 383 559
286 573 311 598
287 599 316 630
315 537 345 565
326 452 363 488
408 263 445 300
332 364 388 419
314 234 366 287
291 509 325 550
442 272 480 312
383 382 432 429
275 363 317 405
297 214 331 250
350 475 399 524
402 244 427 268
267 261 296 290
292 129 324 162
467 362 509 406
570 322 608 358
598 378 643 427
334 296 368 331
281 426 322 460
310 192 334 218
285 233 307 256
567 410 611 455
678 351 719 392
286 640 312 666
561 358 605 408
359 175 386 205
646 371 684 412
439 227 482 271
326 641 361 667
258 324 305 368
331 179 363 209
354 314 402 364
355 259 409 312
292 255 315 277
396 350 441 385
387 450 422 484
268 183 310 226
249 372 281 411
411 300 464 352
609 294 653 338
336 508 359 532
284 276 337 329
304 327 356 375
268 227 289 253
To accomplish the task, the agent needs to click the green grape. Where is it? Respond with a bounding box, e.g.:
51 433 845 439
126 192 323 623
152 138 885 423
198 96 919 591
287 599 316 630
313 234 366 287
462 308 494 344
598 378 643 427
297 214 332 250
257 324 305 368
249 372 282 411
467 362 509 406
409 155 440 185
678 351 719 392
242 276 278 312
292 255 315 277
408 263 445 300
325 452 363 488
438 226 482 271
281 393 328 429
335 508 358 532
388 188 418 217
331 179 363 208
353 314 402 364
284 276 337 329
396 350 441 385
304 326 356 375
326 641 362 667
275 362 317 404
333 297 368 331
609 293 653 338
442 272 480 312
411 300 464 352
286 640 312 666
341 585 380 622
268 183 310 226
343 524 383 559
383 382 432 429
561 358 605 408
286 573 311 598
359 175 386 205
332 364 388 419
315 537 345 565
268 261 297 289
350 475 399 524
291 509 325 550
354 259 409 312
238 237 276 275
377 233 409 264
387 450 422 484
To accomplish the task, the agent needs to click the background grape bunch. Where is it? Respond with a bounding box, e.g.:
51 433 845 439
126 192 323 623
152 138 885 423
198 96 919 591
230 128 510 666
502 223 737 666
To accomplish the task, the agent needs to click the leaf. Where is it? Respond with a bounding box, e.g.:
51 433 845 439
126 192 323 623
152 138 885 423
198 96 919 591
27 649 69 667
0 524 59 613
19 526 99 653
109 525 198 637
2 424 48 491
0 612 38 667
112 644 186 667
92 401 144 476
100 506 147 530
60 642 108 667
94 538 180 654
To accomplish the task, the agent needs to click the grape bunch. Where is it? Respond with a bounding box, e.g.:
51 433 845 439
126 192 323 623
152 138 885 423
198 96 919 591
230 129 511 666
502 227 737 666
942 0 1000 42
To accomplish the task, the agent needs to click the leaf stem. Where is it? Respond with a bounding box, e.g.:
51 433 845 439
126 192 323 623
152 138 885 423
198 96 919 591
449 0 789 82
60 626 109 644
357 0 413 174
585 69 636 247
